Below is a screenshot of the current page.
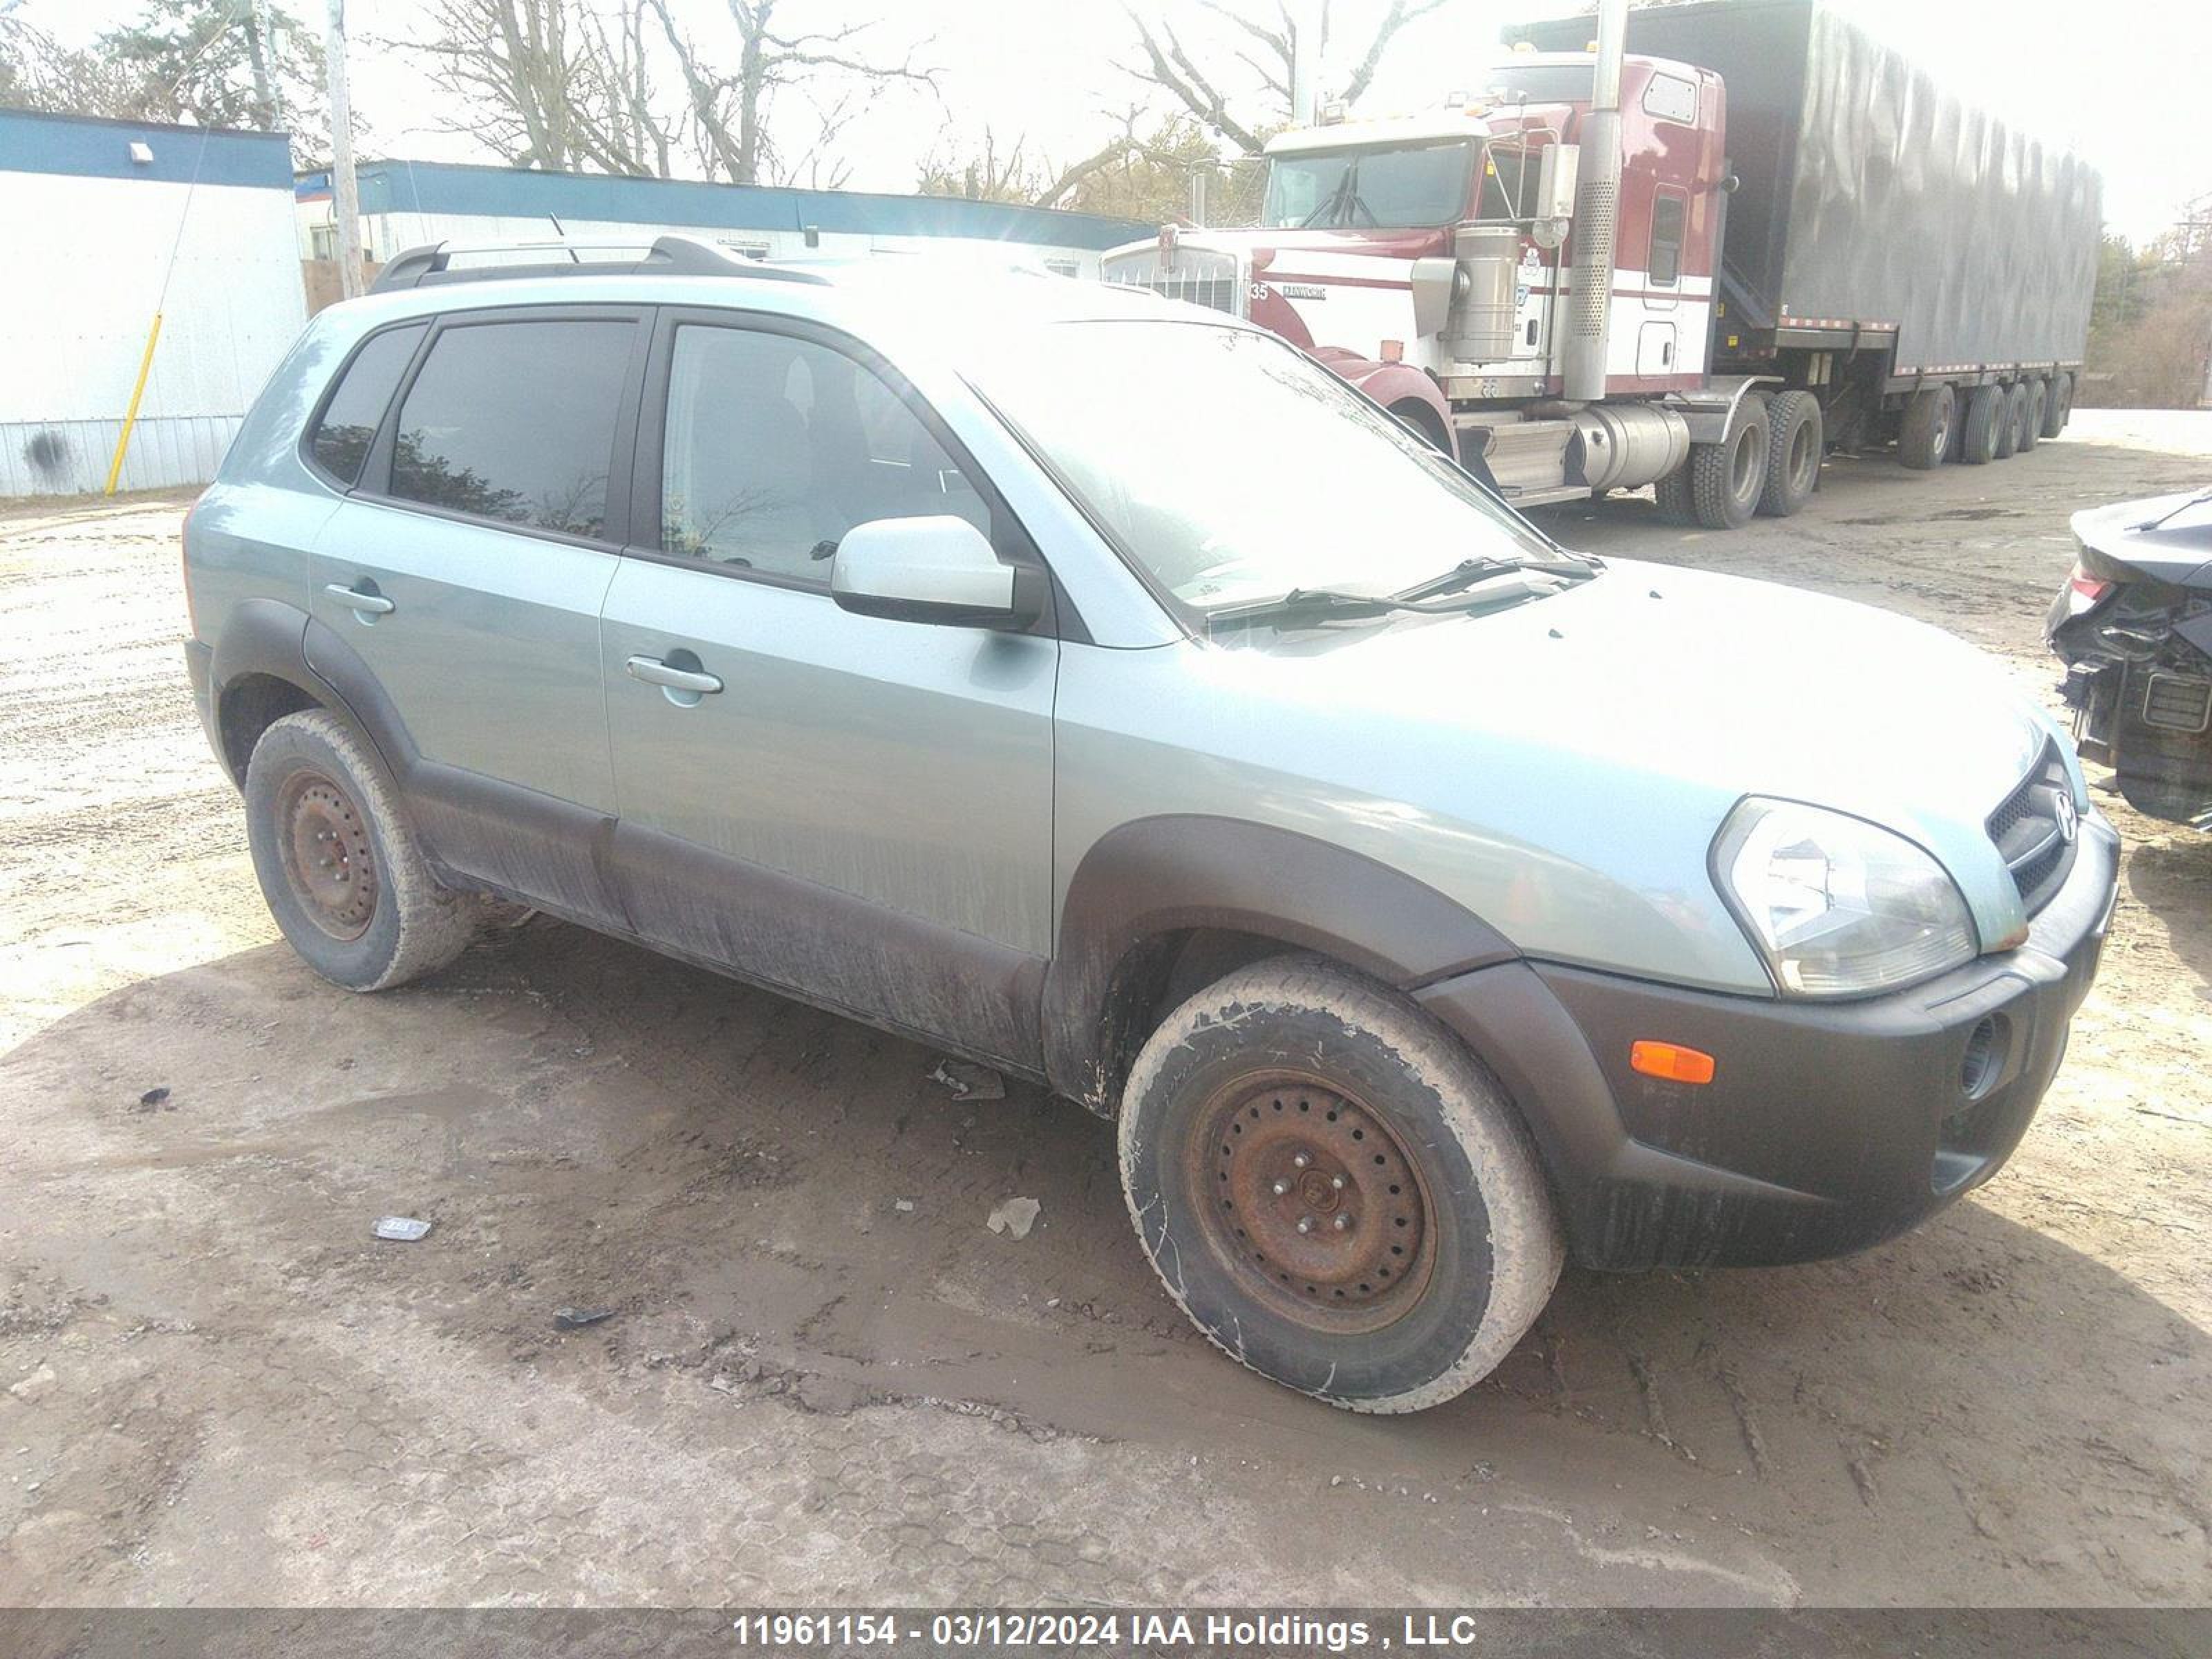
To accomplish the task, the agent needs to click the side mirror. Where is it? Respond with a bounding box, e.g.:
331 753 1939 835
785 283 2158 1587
830 516 1042 630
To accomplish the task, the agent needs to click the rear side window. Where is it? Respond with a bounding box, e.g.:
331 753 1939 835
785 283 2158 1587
1649 192 1686 286
387 319 634 538
309 323 424 485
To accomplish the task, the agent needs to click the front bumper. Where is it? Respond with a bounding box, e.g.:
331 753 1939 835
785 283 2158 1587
1417 814 2120 1270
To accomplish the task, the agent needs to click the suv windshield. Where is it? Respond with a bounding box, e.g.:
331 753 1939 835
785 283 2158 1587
1262 140 1474 229
966 320 1583 621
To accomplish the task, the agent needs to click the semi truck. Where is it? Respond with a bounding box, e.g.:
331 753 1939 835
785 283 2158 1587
1100 0 2102 529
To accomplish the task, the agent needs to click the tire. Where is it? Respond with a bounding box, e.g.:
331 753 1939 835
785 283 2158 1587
2018 379 2047 453
1960 384 2005 465
243 709 481 991
1389 400 1453 458
1897 384 1953 471
1758 390 1824 514
1653 462 1695 525
1118 955 1564 1414
2041 371 2074 438
1689 393 1769 529
1993 383 2027 459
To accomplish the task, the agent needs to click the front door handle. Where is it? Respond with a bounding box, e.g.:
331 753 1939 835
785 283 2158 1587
625 654 724 695
326 582 394 617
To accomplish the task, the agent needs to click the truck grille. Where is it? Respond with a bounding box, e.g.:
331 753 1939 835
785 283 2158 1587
1986 743 2079 916
1100 246 1244 316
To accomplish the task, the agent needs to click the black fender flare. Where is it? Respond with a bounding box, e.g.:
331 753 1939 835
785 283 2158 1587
1042 814 1518 1109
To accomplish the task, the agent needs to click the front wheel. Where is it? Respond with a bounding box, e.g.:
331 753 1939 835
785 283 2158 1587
1118 956 1564 1414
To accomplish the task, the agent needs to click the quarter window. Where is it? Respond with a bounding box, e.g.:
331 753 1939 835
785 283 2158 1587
309 323 424 486
1649 192 1687 286
659 325 985 581
387 319 634 538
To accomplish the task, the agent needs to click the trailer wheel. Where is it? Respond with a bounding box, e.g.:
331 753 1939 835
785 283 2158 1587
1756 391 1822 515
1897 385 1953 471
1653 462 1695 525
2041 372 2074 438
1960 384 2005 465
1993 384 2027 459
1690 393 1769 529
2018 379 2049 451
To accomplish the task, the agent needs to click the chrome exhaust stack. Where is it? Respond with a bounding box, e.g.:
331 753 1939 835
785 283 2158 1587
1562 0 1627 403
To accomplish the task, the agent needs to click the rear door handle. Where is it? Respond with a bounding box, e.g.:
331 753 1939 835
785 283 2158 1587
325 582 394 616
625 655 724 695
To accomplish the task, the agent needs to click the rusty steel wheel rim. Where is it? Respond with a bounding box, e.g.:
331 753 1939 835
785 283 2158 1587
1188 1071 1435 1335
276 768 378 941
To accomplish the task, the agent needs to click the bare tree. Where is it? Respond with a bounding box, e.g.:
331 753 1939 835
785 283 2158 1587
645 0 936 187
412 0 672 176
1123 0 1448 153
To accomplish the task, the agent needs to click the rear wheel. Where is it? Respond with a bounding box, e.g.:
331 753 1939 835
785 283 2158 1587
1118 955 1563 1414
2018 379 2047 452
1689 393 1770 529
1897 384 1953 471
2041 371 2074 438
1758 390 1824 514
1960 384 2005 465
1653 462 1695 525
1993 384 2027 459
244 709 482 991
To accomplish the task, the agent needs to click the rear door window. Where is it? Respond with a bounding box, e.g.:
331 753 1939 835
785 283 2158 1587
387 319 635 538
309 323 424 486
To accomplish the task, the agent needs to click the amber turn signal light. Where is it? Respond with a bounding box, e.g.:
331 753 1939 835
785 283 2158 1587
1630 1040 1716 1085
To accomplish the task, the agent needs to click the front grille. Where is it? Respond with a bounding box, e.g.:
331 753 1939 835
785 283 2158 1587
2141 672 2212 733
1986 742 2079 916
1101 247 1244 316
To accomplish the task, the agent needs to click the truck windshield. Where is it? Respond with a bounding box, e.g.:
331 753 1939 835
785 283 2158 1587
964 320 1582 623
1262 140 1474 229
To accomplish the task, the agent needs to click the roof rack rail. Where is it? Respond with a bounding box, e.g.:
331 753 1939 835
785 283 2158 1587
368 234 831 294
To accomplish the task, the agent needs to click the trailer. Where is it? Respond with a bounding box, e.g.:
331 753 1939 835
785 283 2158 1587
1100 0 2102 530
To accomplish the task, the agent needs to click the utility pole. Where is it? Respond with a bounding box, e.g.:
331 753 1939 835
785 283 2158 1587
324 0 365 298
245 0 280 133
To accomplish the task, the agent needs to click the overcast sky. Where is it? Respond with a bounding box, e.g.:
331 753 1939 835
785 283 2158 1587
39 0 2212 242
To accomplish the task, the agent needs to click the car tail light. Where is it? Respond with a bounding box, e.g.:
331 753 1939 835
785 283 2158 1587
2064 565 2112 617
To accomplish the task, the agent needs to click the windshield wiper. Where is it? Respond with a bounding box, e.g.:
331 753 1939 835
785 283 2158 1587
1208 573 1564 632
1395 553 1595 600
1298 169 1356 229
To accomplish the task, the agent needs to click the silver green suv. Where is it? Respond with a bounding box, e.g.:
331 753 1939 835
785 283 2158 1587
183 239 2118 1413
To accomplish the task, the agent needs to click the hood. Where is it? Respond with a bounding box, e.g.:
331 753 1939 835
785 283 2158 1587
1192 559 2066 991
1161 226 1448 263
2072 491 2212 587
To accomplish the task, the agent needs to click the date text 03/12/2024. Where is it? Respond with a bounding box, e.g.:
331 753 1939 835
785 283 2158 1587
727 1613 1501 1650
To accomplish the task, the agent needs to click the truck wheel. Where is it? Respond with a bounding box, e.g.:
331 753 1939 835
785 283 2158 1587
1759 391 1824 514
243 709 482 991
1653 462 1695 525
2019 379 2048 451
2041 372 2074 438
1118 955 1563 1414
1389 400 1453 458
1690 393 1769 529
1960 384 2005 465
1993 384 2027 459
1897 384 1953 471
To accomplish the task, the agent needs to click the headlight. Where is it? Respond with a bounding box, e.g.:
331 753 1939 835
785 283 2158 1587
1714 799 1977 997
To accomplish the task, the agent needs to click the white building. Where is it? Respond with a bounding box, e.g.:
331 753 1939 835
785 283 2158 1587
294 158 1149 285
0 109 308 497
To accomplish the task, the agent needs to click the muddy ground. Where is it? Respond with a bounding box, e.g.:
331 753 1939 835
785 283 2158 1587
1 413 2207 1610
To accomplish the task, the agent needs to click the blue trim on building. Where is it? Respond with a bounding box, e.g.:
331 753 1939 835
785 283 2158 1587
0 106 293 189
292 158 1150 251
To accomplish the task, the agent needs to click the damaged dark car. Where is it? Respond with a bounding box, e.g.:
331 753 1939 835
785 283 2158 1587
2049 488 2212 826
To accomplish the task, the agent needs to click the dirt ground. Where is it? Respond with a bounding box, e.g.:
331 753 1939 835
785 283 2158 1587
1 413 2207 1611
